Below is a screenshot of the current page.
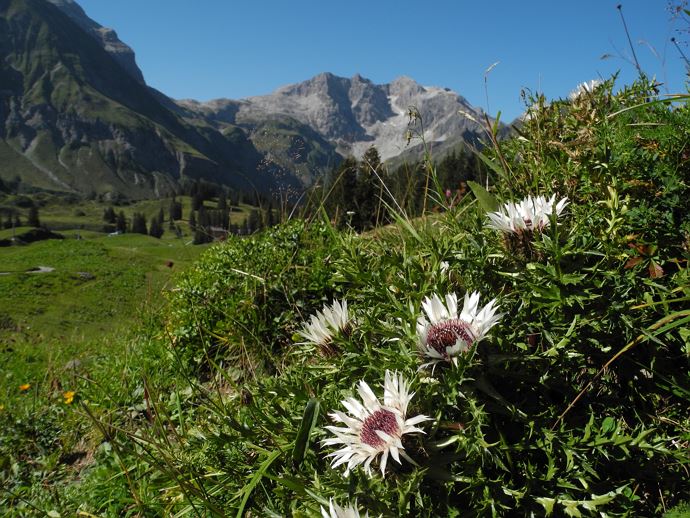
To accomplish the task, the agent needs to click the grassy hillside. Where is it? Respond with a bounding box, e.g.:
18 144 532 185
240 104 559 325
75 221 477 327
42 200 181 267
2 77 690 516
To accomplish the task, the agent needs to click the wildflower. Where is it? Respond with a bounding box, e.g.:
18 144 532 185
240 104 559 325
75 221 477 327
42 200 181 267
569 79 603 101
486 194 568 236
19 383 31 392
63 391 76 404
321 499 367 518
417 292 501 367
322 371 430 477
297 299 351 355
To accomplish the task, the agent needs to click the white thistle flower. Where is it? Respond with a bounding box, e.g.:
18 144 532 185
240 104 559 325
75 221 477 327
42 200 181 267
298 299 351 350
322 371 430 477
321 499 367 518
568 79 603 101
486 194 568 235
417 292 502 367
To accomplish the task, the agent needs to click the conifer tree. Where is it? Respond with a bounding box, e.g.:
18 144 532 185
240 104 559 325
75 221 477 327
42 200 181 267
169 198 182 221
192 192 204 212
131 212 148 235
27 206 40 227
103 207 116 223
355 146 382 230
116 211 127 233
149 216 164 238
218 192 227 212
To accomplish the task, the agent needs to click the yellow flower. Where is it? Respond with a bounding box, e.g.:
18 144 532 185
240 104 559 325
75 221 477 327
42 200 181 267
19 383 31 391
63 391 76 404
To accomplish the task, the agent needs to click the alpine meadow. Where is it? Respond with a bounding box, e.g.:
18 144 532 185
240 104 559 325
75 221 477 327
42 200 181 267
1 1 690 516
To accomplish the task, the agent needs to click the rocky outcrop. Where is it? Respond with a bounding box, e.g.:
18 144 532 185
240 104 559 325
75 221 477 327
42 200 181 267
45 0 145 83
185 72 496 163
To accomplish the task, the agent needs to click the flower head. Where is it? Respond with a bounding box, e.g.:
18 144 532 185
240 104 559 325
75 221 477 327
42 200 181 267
417 292 501 367
486 194 568 236
322 371 430 477
19 383 31 392
63 391 76 404
321 499 367 518
569 79 603 101
298 299 351 354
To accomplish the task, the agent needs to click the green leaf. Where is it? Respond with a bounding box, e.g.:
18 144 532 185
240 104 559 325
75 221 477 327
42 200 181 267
536 497 556 515
601 416 616 433
292 398 320 467
235 449 282 518
467 180 499 213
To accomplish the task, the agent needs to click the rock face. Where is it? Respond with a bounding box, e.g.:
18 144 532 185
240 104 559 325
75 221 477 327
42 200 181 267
184 72 495 164
45 0 145 83
0 0 288 198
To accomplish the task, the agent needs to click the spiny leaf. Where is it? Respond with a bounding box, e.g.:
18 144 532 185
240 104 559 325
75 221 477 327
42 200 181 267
467 180 499 213
292 398 320 467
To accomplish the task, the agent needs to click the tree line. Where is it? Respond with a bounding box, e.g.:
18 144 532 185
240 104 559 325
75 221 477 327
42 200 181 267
314 146 484 231
102 193 280 243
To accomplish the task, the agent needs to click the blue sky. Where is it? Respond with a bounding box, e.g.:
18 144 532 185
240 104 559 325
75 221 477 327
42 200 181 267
76 0 688 121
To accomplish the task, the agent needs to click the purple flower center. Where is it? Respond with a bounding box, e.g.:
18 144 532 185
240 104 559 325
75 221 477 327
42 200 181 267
426 319 475 357
523 217 533 230
360 409 399 448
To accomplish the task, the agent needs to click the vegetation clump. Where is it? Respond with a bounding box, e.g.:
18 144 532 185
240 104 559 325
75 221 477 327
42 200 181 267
2 77 690 516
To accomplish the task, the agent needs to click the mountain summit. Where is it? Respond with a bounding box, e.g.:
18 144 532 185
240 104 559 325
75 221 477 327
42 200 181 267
182 72 493 164
45 0 145 83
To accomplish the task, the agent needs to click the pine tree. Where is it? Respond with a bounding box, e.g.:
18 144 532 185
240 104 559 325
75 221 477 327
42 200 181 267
266 202 275 227
27 206 40 227
169 198 182 221
193 206 211 244
103 207 116 223
324 158 358 227
149 216 164 238
116 211 127 233
222 208 230 230
355 146 382 230
218 192 227 212
192 192 204 211
198 205 209 229
3 213 11 229
131 212 148 235
246 209 261 234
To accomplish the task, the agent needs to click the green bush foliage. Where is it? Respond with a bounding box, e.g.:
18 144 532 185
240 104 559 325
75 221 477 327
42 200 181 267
165 219 343 375
4 77 689 516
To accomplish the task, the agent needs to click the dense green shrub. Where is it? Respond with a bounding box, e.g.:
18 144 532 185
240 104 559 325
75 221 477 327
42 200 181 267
53 78 690 516
165 219 342 375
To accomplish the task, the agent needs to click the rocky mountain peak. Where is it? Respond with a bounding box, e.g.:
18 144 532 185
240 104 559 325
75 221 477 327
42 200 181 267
208 72 495 161
151 64 495 167
45 0 145 83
